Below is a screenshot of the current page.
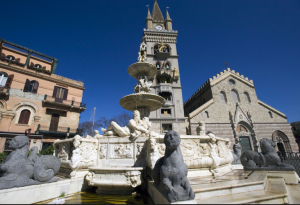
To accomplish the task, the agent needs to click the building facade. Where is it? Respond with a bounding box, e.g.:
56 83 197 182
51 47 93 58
184 68 297 153
0 39 86 152
142 1 186 134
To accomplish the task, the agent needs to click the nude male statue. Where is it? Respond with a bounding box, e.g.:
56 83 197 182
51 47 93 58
101 110 151 139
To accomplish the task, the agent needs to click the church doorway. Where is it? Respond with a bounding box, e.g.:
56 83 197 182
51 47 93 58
236 122 256 152
272 130 292 153
239 136 252 153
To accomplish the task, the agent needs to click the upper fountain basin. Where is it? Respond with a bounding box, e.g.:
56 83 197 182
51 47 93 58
128 62 157 80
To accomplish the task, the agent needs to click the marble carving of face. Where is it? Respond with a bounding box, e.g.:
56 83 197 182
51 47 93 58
164 131 181 149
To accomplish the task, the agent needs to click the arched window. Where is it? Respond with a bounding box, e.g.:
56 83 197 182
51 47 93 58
156 62 160 70
220 91 227 102
244 92 251 103
269 111 273 118
0 72 8 87
6 55 15 61
154 44 170 54
205 111 209 118
272 131 292 153
165 63 170 70
18 109 31 124
231 90 240 102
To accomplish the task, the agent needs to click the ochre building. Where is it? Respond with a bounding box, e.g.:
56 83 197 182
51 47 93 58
184 68 297 153
0 39 86 152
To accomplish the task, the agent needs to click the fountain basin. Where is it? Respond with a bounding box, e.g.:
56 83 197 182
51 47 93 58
127 62 157 79
119 93 166 112
85 167 144 195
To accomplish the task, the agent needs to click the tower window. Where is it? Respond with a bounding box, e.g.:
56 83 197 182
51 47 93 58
220 91 227 102
231 90 240 102
161 109 171 115
165 63 170 70
162 124 172 133
156 62 160 70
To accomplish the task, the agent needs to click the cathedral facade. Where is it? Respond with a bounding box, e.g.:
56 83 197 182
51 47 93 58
184 68 297 153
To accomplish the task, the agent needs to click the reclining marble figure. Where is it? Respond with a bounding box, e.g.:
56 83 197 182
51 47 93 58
0 136 61 190
152 131 195 203
241 138 295 171
101 110 151 139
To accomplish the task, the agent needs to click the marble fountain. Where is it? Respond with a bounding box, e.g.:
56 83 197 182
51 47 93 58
52 43 234 201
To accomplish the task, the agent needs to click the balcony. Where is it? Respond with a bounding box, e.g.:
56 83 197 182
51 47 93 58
158 83 172 93
36 124 80 138
154 52 170 59
43 95 86 112
0 86 10 95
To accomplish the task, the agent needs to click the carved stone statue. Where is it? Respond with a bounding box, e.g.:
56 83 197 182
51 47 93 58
207 132 220 171
134 75 152 93
152 131 195 203
101 110 151 140
232 143 242 164
196 121 205 136
0 136 61 190
158 42 167 53
138 42 147 62
241 138 295 171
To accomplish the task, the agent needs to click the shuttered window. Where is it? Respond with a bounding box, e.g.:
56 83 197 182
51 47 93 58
0 73 8 87
18 109 31 124
53 86 68 100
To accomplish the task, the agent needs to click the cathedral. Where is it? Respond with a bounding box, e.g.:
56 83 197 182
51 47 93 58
143 1 297 153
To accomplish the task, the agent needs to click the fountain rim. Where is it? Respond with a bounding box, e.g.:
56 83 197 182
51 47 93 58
127 62 157 80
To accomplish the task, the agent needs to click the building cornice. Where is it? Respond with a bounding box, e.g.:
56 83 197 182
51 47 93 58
0 63 85 90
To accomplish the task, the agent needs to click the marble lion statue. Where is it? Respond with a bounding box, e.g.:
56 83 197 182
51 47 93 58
0 136 61 190
152 131 195 203
240 138 294 171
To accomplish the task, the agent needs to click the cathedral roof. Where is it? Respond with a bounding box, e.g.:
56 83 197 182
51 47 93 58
184 68 254 106
152 0 164 22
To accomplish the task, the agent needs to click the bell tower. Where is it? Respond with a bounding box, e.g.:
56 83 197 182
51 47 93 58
142 0 185 134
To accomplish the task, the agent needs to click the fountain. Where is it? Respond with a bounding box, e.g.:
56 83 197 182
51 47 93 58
52 42 234 200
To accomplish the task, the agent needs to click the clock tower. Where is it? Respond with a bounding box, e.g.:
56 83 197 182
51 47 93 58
142 0 186 134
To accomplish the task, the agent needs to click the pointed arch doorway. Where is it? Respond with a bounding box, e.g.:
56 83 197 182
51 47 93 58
236 122 255 153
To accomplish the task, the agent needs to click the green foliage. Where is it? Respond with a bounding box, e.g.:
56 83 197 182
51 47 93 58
39 144 54 156
0 152 8 163
59 192 65 198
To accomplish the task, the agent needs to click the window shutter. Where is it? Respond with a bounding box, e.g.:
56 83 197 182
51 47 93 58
23 79 30 92
5 74 14 87
18 110 30 124
63 89 68 100
32 81 39 93
52 86 58 98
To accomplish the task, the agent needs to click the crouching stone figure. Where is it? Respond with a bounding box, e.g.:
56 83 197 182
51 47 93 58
0 136 61 190
241 138 294 171
152 131 195 203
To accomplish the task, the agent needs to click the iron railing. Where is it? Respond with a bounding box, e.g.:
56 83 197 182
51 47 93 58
278 152 300 176
44 95 86 108
36 124 79 134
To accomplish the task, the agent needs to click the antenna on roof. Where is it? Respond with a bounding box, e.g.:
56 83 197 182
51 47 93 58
224 61 228 69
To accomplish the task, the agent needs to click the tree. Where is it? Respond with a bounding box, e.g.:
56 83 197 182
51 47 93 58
39 145 54 156
114 112 131 127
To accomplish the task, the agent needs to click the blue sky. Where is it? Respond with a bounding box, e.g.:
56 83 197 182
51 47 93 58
1 0 299 123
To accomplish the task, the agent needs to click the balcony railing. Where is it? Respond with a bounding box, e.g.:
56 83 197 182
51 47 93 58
0 86 10 95
158 83 172 93
44 95 86 108
36 124 80 136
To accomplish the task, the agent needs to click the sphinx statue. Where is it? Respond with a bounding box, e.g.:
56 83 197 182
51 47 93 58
152 131 195 203
241 138 294 171
0 136 61 190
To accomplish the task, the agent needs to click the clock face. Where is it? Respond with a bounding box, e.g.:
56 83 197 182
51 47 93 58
156 25 163 30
